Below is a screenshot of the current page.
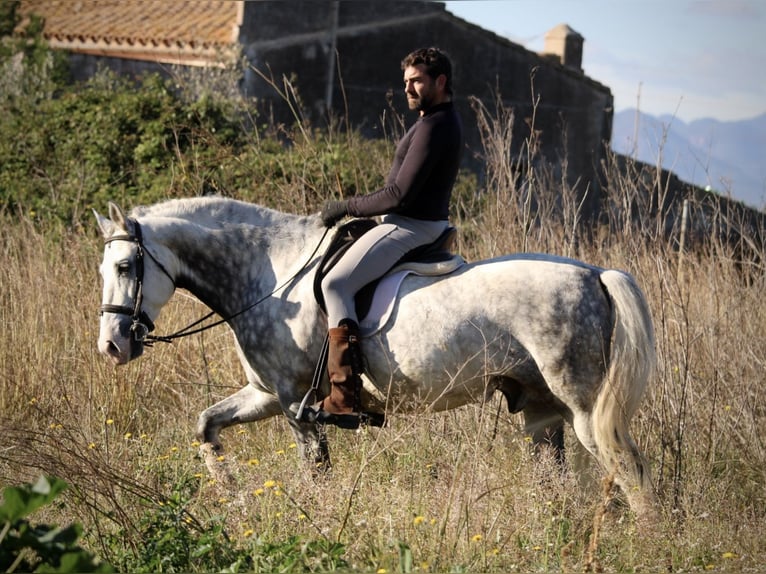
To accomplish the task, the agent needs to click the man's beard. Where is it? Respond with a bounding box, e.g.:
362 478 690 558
408 93 433 112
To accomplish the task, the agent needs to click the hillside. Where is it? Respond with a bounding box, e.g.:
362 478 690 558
611 109 766 211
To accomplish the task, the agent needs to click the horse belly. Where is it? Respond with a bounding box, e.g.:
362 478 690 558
363 303 533 411
361 261 610 413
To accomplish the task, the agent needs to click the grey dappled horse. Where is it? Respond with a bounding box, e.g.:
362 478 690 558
94 197 657 517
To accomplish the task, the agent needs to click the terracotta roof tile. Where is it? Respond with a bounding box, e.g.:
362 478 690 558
18 0 243 65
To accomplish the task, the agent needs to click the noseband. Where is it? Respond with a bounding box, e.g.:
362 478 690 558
99 219 174 344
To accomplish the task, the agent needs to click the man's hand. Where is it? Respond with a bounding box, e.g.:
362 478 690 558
320 200 348 227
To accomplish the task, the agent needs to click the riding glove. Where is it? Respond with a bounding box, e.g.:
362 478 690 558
321 199 348 227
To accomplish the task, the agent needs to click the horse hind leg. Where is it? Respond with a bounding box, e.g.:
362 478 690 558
493 377 566 467
522 401 566 468
591 410 657 520
571 408 657 523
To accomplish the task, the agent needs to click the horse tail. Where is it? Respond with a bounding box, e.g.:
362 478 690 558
593 269 657 514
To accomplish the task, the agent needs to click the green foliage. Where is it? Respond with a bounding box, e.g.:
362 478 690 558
0 476 113 573
0 3 69 102
100 477 348 573
243 536 347 573
0 68 258 225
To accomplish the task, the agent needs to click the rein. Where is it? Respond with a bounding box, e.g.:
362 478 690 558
100 218 331 346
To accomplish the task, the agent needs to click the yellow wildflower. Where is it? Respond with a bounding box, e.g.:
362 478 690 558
413 515 425 526
247 458 260 466
471 534 483 542
263 479 277 489
106 419 114 425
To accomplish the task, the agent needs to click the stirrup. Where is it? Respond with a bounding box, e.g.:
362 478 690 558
296 403 385 429
318 410 385 429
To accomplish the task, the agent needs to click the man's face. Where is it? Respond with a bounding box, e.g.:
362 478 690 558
403 64 442 112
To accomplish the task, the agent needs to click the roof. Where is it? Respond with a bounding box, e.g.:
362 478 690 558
17 0 243 66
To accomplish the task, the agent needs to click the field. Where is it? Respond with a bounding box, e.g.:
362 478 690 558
1 56 765 572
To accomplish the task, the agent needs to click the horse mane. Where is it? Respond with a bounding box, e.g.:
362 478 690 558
129 196 312 232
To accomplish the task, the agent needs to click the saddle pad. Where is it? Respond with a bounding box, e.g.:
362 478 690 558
359 254 465 337
359 270 411 337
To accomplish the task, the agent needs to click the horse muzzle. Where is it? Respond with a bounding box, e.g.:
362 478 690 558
98 315 146 365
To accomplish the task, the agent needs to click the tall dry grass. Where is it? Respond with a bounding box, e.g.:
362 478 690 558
1 100 765 572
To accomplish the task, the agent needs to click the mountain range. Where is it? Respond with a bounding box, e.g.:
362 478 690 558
611 110 766 211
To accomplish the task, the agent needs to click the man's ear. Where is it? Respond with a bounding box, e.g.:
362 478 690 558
436 73 447 92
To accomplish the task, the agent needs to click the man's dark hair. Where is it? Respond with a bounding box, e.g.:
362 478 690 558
401 47 454 95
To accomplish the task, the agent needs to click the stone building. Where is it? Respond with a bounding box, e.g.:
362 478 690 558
16 0 614 217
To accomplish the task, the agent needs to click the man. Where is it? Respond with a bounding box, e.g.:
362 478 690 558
304 46 464 429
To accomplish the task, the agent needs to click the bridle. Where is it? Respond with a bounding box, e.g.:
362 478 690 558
99 219 175 345
99 218 331 346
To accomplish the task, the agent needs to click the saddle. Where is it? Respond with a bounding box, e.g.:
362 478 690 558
313 219 462 324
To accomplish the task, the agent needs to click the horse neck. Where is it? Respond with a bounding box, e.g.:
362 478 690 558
150 208 324 319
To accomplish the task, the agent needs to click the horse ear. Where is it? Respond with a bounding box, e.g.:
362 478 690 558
107 202 129 231
93 209 115 239
93 202 130 238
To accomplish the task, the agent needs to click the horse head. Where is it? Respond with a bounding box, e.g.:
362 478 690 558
94 202 176 365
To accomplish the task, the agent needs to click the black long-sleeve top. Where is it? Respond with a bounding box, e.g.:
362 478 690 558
347 101 463 221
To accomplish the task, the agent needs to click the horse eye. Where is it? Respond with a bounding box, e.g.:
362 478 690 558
117 262 131 276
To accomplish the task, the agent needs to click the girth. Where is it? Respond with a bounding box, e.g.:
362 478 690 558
312 219 458 321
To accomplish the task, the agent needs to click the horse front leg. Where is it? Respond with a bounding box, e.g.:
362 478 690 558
284 417 331 476
196 384 282 483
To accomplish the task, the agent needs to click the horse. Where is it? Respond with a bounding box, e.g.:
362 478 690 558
94 196 658 518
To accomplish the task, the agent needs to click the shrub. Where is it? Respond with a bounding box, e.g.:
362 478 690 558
0 475 113 573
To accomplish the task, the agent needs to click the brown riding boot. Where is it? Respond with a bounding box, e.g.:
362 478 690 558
320 321 362 415
306 319 384 429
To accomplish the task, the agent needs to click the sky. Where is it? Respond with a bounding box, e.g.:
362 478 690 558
444 0 765 123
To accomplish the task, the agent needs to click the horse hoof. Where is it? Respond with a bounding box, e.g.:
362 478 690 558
199 442 235 485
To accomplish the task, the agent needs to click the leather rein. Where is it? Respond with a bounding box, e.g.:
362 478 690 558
99 218 330 346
